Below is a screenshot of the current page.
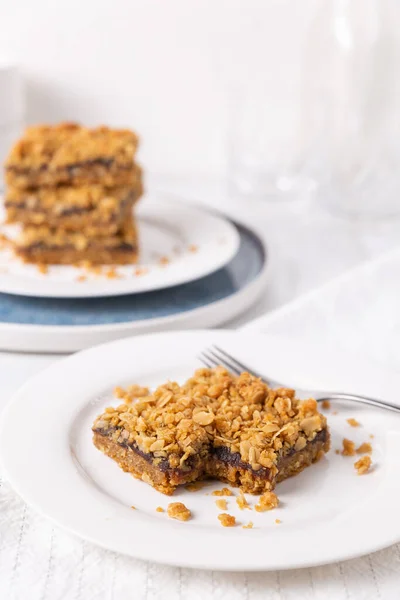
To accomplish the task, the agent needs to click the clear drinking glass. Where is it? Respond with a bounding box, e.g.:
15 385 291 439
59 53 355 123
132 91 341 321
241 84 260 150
306 0 400 218
228 74 319 201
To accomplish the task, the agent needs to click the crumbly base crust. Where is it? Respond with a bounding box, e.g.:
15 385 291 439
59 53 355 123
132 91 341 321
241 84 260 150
93 432 204 495
16 246 138 265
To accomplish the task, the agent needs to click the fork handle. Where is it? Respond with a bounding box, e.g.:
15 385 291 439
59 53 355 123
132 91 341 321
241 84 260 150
315 392 400 414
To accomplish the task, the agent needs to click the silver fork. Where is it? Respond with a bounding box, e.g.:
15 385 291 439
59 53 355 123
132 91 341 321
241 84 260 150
198 345 400 414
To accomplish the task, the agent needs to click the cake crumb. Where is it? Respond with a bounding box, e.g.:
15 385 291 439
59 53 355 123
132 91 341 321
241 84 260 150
236 491 250 510
159 256 170 266
167 502 191 521
342 438 356 456
188 244 198 253
321 400 331 410
356 442 372 454
369 434 374 439
347 418 360 427
255 491 279 512
275 519 282 524
156 507 164 513
105 267 121 279
76 274 87 282
354 455 372 475
212 487 233 497
215 499 227 511
185 481 206 492
242 521 254 529
131 505 136 510
218 513 236 527
332 411 338 415
335 449 340 455
134 267 149 276
37 263 48 274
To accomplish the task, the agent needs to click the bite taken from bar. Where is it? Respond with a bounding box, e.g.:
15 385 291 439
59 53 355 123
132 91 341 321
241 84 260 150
92 367 330 495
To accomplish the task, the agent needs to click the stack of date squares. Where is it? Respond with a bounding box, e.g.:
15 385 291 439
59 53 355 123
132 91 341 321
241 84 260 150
4 123 143 265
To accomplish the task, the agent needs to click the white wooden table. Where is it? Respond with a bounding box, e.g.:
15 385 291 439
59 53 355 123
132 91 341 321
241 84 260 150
1 178 400 600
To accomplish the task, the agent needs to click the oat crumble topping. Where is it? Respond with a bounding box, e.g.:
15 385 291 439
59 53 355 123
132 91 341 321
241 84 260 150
156 507 164 513
130 505 136 510
347 418 360 427
215 499 228 511
159 256 170 266
321 400 331 410
218 513 236 527
76 275 87 282
255 491 279 512
167 502 191 521
341 438 356 456
275 519 282 524
354 455 372 475
356 442 372 454
188 244 198 253
242 521 254 529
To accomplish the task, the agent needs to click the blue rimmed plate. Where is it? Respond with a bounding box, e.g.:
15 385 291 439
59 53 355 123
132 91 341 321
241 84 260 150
0 220 268 352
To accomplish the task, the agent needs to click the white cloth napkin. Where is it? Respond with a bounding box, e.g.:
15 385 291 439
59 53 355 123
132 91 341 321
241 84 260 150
2 249 400 600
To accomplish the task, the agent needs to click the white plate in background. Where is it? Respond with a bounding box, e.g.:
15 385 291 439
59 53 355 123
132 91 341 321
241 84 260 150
1 329 400 571
0 197 240 298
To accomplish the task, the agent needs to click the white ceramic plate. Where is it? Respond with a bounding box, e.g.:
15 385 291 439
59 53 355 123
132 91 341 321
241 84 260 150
0 197 240 298
0 221 268 352
1 330 400 571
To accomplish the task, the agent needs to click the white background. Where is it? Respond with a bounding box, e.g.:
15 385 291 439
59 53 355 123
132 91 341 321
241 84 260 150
0 0 318 176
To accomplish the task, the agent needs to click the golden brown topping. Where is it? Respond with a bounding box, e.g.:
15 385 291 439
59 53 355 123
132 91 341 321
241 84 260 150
215 499 228 510
342 438 356 456
356 442 372 454
347 418 360 427
212 487 233 497
5 123 138 170
167 502 191 521
236 491 250 510
218 513 236 527
255 491 279 512
354 455 372 475
156 507 164 513
242 521 254 529
321 400 331 410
